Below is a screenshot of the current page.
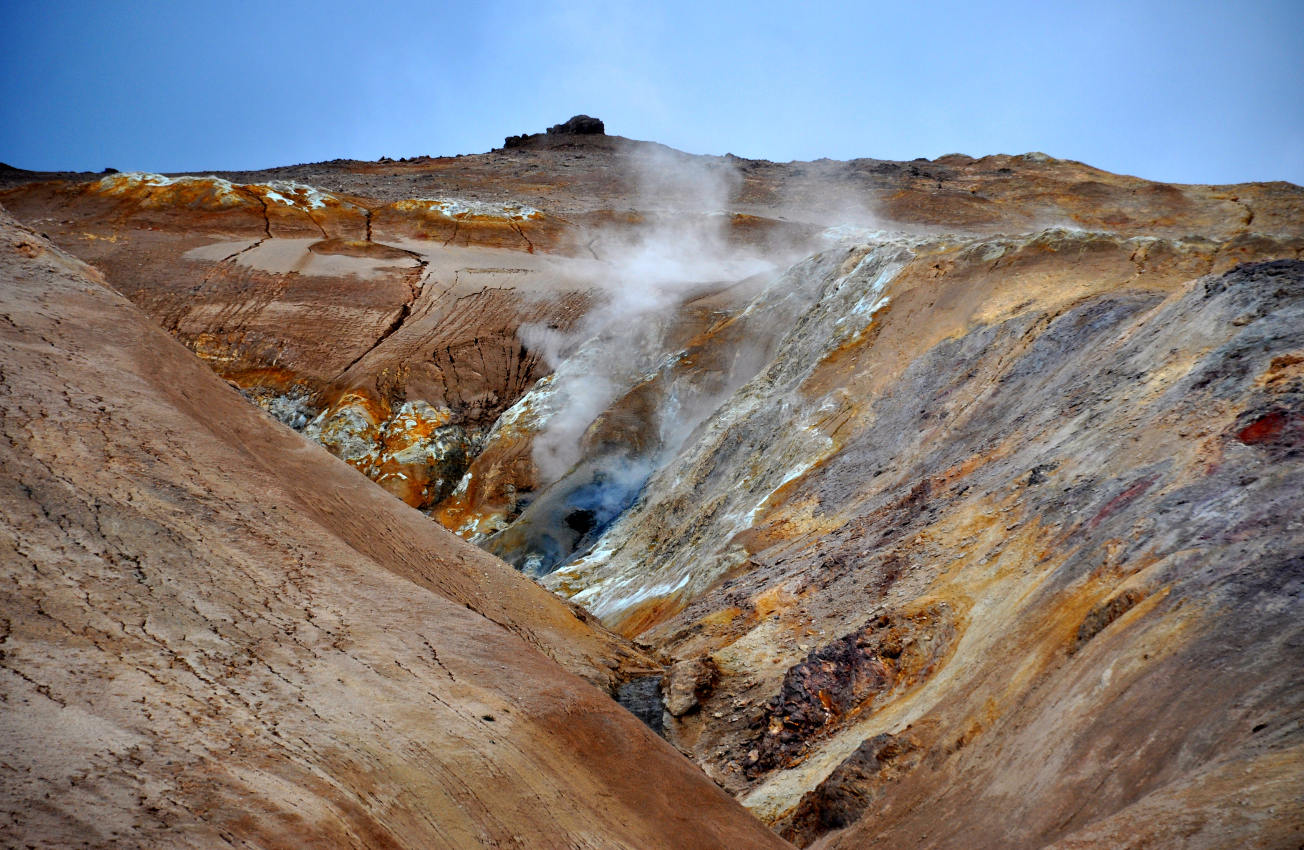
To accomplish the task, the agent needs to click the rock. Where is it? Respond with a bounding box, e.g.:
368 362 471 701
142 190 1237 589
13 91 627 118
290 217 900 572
744 606 953 776
1072 587 1148 654
617 675 666 734
779 732 923 847
505 115 604 148
305 395 478 511
547 114 605 135
304 390 388 469
664 656 720 717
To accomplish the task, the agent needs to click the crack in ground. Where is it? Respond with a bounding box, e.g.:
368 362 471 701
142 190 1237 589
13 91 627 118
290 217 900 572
236 187 273 239
334 248 432 377
299 207 329 239
509 221 535 254
159 186 282 331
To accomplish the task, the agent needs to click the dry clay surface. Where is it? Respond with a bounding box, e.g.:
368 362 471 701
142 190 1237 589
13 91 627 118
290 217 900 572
0 210 792 849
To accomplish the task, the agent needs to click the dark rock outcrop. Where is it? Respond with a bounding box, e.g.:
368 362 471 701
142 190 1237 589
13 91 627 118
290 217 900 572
505 114 606 148
617 675 667 735
548 114 605 135
778 731 925 847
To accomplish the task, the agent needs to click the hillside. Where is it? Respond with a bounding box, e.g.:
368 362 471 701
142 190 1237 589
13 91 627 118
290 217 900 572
0 209 787 849
2 122 1302 847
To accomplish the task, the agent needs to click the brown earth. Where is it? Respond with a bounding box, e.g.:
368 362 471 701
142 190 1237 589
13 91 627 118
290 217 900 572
3 135 1299 521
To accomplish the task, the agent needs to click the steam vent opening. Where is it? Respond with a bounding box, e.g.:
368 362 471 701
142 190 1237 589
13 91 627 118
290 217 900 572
485 455 653 578
564 508 597 536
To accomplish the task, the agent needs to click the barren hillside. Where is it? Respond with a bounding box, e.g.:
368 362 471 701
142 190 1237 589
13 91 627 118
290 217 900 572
2 122 1301 847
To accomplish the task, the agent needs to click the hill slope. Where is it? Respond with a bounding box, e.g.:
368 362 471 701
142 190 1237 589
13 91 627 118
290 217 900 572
0 208 790 849
3 127 1303 848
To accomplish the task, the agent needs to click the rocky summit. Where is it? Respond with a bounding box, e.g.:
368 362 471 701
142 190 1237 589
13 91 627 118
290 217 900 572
2 120 1302 848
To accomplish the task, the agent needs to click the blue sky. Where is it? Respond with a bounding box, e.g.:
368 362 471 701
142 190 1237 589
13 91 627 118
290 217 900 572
2 0 1301 185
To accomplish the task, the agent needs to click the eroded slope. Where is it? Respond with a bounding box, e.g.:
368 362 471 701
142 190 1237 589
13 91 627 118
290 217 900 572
529 234 1304 847
0 210 791 850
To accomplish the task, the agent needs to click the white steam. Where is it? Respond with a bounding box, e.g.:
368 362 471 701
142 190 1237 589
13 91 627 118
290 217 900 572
519 146 778 486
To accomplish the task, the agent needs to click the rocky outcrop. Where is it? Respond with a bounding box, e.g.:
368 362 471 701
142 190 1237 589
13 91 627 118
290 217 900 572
0 210 792 849
549 114 606 135
746 604 956 777
304 395 474 510
504 114 606 148
777 730 925 845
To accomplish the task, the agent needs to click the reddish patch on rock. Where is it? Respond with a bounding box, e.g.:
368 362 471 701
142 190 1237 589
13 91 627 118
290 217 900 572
1236 411 1288 444
1088 475 1158 531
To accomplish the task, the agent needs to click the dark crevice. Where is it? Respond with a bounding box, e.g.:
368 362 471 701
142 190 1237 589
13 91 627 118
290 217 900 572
215 238 268 265
235 187 273 239
300 207 329 239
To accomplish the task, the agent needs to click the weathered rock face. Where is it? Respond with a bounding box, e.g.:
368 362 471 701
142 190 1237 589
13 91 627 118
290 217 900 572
304 394 475 510
0 210 792 849
549 114 606 135
532 239 1304 847
0 170 603 517
4 133 1304 849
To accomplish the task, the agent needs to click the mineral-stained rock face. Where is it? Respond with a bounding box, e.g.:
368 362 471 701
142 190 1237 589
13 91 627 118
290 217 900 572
516 228 1303 836
0 211 791 849
304 394 475 511
778 729 926 845
0 168 601 516
746 603 956 777
535 245 1304 847
3 128 1304 848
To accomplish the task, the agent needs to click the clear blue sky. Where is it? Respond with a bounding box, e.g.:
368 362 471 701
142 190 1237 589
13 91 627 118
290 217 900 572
2 0 1301 185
